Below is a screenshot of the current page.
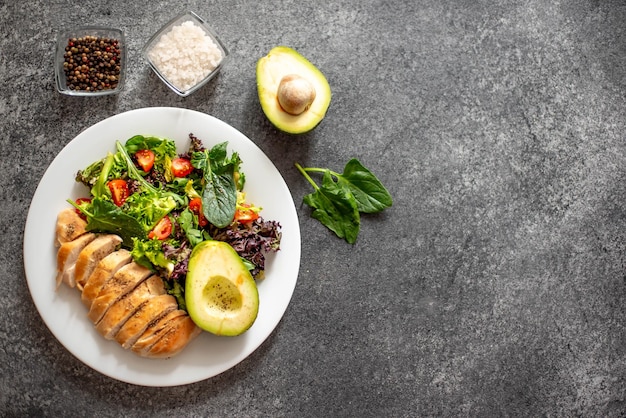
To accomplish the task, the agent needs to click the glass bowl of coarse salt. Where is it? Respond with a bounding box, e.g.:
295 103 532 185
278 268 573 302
143 11 229 97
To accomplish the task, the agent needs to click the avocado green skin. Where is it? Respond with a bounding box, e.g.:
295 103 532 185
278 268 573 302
185 240 259 336
256 46 332 134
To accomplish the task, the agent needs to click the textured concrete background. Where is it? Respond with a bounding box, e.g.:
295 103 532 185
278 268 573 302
1 0 625 416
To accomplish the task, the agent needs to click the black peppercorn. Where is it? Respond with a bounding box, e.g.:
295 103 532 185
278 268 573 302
63 35 121 92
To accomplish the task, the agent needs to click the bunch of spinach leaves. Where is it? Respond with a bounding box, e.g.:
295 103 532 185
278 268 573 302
295 159 392 244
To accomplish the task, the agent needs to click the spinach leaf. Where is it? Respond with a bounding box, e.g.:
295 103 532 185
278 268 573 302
303 171 360 244
124 135 166 153
208 141 229 168
340 158 393 213
202 169 237 228
206 142 245 190
295 159 392 244
191 143 239 229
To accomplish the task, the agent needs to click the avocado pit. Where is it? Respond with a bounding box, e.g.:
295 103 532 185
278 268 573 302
277 74 316 115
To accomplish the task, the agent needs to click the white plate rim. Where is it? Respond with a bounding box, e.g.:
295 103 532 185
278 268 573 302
23 107 301 387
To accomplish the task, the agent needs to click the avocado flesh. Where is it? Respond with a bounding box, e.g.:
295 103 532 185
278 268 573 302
257 46 332 134
185 240 259 336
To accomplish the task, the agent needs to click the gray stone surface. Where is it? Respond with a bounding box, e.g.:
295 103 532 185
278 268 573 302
1 0 625 416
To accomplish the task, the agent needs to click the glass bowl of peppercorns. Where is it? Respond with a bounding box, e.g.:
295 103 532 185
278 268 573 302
55 27 126 96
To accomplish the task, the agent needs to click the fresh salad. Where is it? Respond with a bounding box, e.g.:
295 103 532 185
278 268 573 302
69 133 281 310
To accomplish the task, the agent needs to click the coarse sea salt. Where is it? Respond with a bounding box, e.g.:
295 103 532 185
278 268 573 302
147 20 223 92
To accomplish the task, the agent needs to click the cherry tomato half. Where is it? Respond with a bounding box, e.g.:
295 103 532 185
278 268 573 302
171 157 193 177
108 179 129 206
189 197 208 227
135 149 155 172
234 204 260 224
148 216 172 240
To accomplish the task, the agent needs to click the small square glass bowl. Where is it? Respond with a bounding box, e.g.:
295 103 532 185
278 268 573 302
55 27 126 96
142 11 229 97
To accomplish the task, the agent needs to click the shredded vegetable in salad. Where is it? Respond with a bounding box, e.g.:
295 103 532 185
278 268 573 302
69 133 281 309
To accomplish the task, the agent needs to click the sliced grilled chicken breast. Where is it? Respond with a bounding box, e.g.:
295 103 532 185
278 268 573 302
95 275 167 339
55 208 88 246
81 249 132 308
74 234 123 291
87 262 152 324
130 309 190 355
143 315 201 359
56 232 97 288
55 208 202 358
115 294 181 349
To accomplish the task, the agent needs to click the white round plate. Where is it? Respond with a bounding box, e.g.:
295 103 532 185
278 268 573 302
23 107 301 387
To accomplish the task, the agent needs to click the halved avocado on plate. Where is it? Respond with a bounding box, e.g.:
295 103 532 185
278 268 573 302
185 240 259 336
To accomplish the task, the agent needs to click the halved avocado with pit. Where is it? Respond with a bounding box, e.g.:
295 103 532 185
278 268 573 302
256 46 332 134
185 240 259 336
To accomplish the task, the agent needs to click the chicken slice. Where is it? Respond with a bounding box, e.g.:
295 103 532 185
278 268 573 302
74 234 123 291
56 232 97 289
130 309 190 354
142 315 201 359
81 249 132 309
55 208 88 246
95 275 166 339
115 294 180 349
87 262 152 324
